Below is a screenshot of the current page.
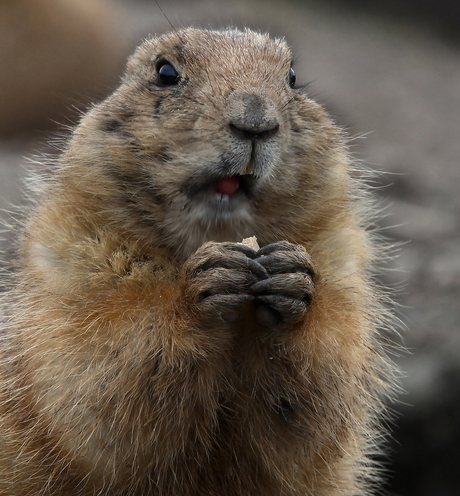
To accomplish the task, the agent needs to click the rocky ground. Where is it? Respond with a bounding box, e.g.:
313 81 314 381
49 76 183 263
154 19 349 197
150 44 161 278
1 1 459 494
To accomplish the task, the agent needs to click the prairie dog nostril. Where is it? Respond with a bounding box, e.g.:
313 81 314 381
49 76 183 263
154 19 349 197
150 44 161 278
229 122 279 141
226 91 280 140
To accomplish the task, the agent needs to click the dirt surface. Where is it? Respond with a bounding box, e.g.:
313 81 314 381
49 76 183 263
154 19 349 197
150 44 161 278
1 1 459 494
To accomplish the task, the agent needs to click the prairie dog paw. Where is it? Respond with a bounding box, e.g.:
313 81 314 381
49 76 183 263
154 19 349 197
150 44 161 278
250 241 317 329
183 241 268 326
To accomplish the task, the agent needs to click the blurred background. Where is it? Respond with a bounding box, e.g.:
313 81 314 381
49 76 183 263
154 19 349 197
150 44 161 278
1 1 459 494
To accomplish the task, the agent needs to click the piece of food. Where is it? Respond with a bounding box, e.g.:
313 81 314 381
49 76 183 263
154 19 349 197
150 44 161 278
240 236 260 250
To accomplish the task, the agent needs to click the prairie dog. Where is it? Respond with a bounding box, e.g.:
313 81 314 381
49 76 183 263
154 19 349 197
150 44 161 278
0 28 394 495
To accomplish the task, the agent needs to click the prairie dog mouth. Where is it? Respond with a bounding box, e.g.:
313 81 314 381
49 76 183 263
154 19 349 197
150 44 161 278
210 159 255 201
181 156 257 201
213 176 240 201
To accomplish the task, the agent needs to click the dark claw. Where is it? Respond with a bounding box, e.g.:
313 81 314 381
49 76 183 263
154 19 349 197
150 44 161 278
227 243 258 259
246 258 269 280
253 255 275 271
255 254 304 275
256 254 316 281
256 241 297 257
195 257 268 280
256 295 307 325
250 278 274 295
250 275 314 300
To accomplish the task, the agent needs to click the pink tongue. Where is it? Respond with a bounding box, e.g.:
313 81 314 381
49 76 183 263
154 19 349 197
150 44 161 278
214 177 240 195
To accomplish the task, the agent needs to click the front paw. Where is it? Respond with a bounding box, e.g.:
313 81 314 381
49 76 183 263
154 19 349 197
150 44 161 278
250 241 318 329
183 242 268 326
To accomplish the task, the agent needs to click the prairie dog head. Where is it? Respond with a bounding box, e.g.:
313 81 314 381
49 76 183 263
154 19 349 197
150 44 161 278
67 28 348 259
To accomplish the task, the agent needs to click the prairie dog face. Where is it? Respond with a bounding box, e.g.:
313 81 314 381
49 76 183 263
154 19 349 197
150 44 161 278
74 28 344 258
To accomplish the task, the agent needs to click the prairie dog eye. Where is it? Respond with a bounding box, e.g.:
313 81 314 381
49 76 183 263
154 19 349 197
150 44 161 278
289 67 296 88
157 60 180 86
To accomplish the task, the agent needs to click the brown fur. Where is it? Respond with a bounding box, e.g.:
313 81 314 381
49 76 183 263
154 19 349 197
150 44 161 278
0 28 396 495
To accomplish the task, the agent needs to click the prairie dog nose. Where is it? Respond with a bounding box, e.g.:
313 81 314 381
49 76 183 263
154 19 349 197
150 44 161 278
225 90 280 140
